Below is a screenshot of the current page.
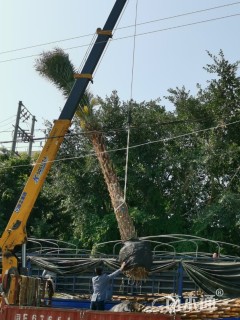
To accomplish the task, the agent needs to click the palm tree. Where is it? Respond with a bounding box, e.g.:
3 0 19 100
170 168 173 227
35 48 151 279
35 48 137 241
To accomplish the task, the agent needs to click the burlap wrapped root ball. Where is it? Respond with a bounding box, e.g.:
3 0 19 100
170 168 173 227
119 239 152 280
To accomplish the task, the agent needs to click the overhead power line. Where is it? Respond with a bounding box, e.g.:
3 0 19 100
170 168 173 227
0 115 16 124
0 130 13 134
0 120 15 129
120 1 240 29
0 116 222 145
0 12 240 64
0 1 239 56
1 119 240 171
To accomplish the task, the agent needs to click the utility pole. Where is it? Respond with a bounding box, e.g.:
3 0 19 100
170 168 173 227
11 101 37 156
28 115 36 157
11 101 22 153
11 101 37 269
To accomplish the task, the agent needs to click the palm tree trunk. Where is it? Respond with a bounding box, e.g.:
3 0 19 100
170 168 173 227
90 131 137 242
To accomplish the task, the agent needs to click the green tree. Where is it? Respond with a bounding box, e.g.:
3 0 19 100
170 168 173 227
0 153 32 230
165 51 240 248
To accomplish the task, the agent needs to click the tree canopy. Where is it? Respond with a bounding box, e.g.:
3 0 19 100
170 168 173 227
0 50 240 254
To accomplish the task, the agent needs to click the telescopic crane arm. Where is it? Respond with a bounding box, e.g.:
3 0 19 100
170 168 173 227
0 0 127 278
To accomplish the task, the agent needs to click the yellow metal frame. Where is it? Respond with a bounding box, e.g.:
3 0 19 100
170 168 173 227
0 119 71 277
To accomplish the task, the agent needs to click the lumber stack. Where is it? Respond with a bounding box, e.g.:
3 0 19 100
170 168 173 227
54 291 240 318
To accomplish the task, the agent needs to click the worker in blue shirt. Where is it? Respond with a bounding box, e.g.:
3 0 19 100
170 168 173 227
90 261 126 311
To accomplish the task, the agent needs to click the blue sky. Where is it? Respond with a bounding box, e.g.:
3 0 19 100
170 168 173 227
0 0 239 152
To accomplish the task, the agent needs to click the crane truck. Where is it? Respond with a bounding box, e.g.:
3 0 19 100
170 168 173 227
0 1 172 319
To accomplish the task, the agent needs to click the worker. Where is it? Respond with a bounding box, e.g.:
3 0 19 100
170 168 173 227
90 261 126 311
42 269 57 306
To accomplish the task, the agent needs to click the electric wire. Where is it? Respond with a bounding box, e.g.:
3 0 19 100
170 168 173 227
179 159 240 220
118 1 240 29
92 37 111 79
225 165 240 191
77 33 96 74
0 13 239 64
0 130 13 134
0 115 16 124
1 117 209 140
91 0 129 79
0 1 239 56
124 0 138 202
0 116 220 145
1 119 240 170
0 3 236 161
0 33 94 55
1 3 240 221
0 120 15 129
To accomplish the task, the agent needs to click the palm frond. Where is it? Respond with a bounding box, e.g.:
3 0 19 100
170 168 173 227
35 47 76 98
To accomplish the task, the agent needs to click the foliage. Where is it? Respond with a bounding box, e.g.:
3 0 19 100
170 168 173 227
1 50 240 255
0 153 32 230
35 48 76 97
